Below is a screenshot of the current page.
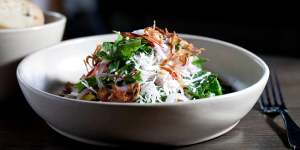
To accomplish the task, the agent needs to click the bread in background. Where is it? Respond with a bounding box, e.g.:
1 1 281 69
0 0 44 29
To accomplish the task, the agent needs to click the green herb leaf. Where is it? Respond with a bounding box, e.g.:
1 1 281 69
175 43 181 52
114 31 123 43
118 38 142 60
96 51 112 60
185 71 222 99
117 60 135 75
192 56 207 69
138 44 153 54
102 42 115 52
108 61 120 73
96 35 152 63
100 76 113 85
75 82 85 92
75 77 98 92
93 34 153 87
125 71 142 84
209 76 223 95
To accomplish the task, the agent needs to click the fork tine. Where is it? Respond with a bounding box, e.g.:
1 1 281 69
258 94 265 110
265 77 274 107
269 72 279 106
259 71 287 112
260 84 270 108
272 71 287 109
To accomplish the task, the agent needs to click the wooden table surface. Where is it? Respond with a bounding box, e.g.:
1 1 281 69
0 56 299 150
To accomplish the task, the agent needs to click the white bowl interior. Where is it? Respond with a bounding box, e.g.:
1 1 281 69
17 34 267 98
44 11 65 24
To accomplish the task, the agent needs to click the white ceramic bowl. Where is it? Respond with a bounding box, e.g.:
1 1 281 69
0 11 66 100
17 34 269 146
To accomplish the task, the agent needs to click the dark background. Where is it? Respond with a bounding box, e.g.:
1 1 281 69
49 1 300 57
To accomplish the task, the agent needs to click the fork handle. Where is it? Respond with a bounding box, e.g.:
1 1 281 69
280 110 300 149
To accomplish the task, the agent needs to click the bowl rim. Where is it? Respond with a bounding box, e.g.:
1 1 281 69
17 34 270 106
0 11 66 33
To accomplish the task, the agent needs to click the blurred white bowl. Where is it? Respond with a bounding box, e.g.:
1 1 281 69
0 11 66 100
17 34 269 146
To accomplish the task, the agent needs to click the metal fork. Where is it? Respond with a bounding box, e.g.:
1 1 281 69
259 71 300 149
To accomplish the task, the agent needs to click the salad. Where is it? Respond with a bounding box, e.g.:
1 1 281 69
61 25 223 103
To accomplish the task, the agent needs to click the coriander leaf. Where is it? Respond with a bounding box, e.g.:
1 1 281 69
96 51 112 60
192 56 207 69
124 71 142 84
118 38 142 60
117 60 135 75
102 42 115 52
137 44 153 54
108 61 120 73
100 76 114 85
84 77 98 87
75 77 98 92
96 42 117 60
96 37 150 63
75 82 85 92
